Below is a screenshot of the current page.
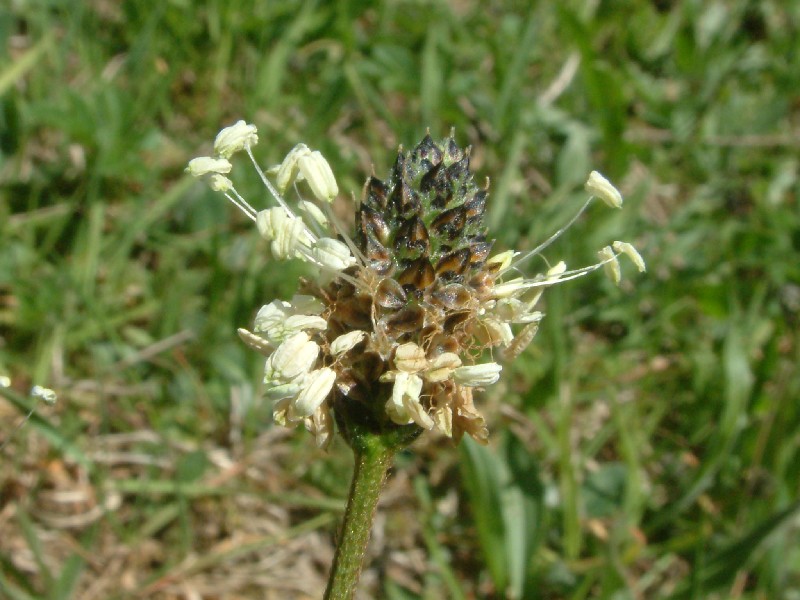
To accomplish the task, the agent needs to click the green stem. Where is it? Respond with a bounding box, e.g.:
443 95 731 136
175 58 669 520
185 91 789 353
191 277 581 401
324 431 396 600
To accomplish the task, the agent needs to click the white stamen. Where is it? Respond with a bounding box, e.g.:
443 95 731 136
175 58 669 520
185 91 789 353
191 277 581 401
585 170 623 209
613 240 646 272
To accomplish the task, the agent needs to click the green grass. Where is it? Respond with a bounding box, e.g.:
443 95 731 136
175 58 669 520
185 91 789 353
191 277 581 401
2 1 799 598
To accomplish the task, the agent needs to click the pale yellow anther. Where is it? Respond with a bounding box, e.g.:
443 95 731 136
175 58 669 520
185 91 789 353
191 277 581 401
298 151 339 202
585 170 623 208
453 363 502 387
599 246 621 284
213 120 258 158
312 238 356 271
613 241 646 272
293 367 336 417
209 174 233 192
275 144 312 193
547 261 567 279
186 156 232 177
486 250 517 271
330 330 367 356
264 332 319 384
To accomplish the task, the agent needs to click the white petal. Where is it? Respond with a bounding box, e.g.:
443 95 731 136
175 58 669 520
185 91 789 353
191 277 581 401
293 368 336 417
585 170 623 208
453 363 502 387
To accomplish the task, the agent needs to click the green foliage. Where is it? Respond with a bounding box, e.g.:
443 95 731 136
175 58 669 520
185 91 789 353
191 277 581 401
2 0 799 598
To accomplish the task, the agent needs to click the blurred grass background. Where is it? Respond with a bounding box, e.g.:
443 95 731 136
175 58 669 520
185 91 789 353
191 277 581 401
1 0 799 598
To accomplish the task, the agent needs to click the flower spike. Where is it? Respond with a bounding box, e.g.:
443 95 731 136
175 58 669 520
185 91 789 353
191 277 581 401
188 125 645 446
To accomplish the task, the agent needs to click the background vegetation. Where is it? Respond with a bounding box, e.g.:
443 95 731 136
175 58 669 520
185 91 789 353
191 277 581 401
1 1 799 598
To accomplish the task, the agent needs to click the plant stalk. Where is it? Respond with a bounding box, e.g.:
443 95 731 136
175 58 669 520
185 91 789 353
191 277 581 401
324 432 396 599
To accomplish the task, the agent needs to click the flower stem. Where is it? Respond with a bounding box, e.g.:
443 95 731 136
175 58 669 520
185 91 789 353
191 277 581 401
324 430 397 600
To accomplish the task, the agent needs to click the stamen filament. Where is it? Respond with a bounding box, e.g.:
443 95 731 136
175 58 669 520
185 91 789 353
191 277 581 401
507 197 593 272
245 145 294 214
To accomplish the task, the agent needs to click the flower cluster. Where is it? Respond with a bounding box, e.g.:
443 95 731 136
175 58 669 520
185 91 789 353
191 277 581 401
188 122 645 448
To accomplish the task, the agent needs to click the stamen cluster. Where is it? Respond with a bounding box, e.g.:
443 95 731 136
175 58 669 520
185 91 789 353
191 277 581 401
188 122 645 448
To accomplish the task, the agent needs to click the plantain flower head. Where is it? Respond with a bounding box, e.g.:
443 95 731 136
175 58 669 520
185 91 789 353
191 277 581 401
189 122 644 448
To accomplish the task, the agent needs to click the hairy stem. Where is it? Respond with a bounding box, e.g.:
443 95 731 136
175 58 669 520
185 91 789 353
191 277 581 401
324 431 396 600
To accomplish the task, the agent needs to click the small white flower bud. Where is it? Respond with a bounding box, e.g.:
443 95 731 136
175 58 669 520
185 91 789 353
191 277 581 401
599 245 621 284
311 238 356 271
213 120 258 158
585 170 623 208
293 367 336 417
394 343 428 373
30 385 57 405
330 330 367 356
275 143 312 193
613 241 646 272
453 363 502 387
209 174 233 192
298 151 338 202
186 156 232 177
0 374 10 388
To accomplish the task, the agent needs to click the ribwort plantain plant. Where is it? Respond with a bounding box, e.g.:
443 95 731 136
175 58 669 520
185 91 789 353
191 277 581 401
188 122 645 598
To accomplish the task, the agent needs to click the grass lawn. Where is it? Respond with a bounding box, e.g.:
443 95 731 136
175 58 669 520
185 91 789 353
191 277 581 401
1 1 799 598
